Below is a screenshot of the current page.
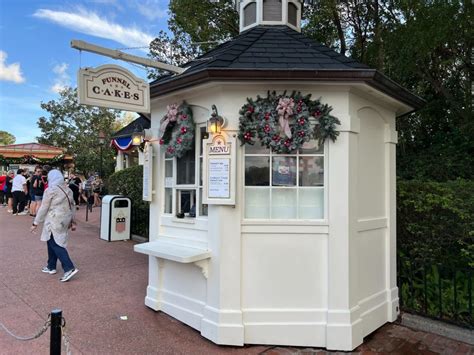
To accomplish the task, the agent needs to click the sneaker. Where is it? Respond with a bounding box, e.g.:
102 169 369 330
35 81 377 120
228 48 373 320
60 268 78 282
41 267 57 274
17 211 28 216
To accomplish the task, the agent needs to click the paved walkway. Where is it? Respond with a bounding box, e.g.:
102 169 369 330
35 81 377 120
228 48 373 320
0 205 472 354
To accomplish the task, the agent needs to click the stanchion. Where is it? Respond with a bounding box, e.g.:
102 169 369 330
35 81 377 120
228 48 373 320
50 309 62 355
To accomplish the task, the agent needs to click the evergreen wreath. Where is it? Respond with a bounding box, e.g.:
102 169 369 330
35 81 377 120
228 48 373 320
159 101 194 158
238 91 340 153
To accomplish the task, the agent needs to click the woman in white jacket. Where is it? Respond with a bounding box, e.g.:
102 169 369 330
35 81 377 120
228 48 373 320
31 170 78 282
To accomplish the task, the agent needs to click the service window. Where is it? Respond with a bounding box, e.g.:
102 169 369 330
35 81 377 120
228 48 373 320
244 139 325 219
163 125 208 218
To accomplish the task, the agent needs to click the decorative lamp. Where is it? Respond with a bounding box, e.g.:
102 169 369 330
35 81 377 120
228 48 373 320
132 127 144 146
208 105 225 134
98 131 106 144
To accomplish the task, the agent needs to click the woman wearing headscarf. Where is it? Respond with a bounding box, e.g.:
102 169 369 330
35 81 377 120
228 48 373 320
30 170 78 282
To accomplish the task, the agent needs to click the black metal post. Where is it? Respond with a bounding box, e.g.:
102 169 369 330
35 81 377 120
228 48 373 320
100 144 103 179
50 309 62 355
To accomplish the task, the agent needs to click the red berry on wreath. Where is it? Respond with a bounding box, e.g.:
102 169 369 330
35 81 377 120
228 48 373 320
181 114 188 120
181 127 187 134
284 139 291 147
314 110 321 117
247 106 254 113
159 139 164 145
177 138 182 144
299 119 305 125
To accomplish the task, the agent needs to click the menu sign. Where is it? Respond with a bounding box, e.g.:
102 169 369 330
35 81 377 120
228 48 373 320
203 134 236 205
208 158 230 198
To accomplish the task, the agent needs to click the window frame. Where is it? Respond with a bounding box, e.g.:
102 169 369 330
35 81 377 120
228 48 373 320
242 139 328 222
162 123 208 219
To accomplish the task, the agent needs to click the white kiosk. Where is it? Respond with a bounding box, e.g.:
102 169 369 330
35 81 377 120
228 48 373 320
135 0 423 350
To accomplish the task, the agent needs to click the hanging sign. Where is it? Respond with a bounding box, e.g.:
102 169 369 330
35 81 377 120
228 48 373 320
78 64 150 113
203 134 236 205
142 142 153 201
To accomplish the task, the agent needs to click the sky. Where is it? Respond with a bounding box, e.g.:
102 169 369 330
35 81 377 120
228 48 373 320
0 0 170 144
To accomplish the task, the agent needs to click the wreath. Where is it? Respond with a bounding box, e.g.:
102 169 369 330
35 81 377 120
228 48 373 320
238 91 340 153
159 101 194 158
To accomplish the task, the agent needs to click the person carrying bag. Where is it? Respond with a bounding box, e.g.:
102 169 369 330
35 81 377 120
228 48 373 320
31 170 79 282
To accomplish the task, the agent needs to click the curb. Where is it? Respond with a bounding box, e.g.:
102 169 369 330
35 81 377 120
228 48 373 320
401 313 474 345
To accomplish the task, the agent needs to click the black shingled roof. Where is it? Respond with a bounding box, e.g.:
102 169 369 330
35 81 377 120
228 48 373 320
151 26 424 111
112 114 151 138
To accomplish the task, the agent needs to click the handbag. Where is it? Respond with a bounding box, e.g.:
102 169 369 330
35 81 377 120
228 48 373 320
57 186 77 231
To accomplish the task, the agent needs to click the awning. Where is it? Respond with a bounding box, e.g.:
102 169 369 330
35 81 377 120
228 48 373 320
111 137 133 151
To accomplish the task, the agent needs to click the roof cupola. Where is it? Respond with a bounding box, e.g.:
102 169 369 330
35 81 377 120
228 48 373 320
237 0 303 33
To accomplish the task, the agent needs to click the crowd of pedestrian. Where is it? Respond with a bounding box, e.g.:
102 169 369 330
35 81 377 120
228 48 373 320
1 166 104 283
0 167 104 216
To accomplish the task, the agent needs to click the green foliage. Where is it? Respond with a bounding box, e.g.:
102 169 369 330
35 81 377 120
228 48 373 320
108 165 149 238
0 131 15 145
147 0 238 79
37 87 119 178
397 179 474 268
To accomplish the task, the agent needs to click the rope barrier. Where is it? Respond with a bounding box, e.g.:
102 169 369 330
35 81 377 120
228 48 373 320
0 315 51 341
0 310 72 354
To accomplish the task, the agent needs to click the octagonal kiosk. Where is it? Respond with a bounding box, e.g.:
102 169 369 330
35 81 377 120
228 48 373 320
101 195 131 241
135 0 424 351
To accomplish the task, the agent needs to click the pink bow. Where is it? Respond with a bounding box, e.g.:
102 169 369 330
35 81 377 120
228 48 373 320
159 104 179 137
276 98 294 138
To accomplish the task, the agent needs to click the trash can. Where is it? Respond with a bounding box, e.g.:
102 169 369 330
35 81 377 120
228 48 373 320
100 195 132 241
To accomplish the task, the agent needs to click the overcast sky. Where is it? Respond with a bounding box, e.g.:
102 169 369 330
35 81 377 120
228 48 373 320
0 0 169 143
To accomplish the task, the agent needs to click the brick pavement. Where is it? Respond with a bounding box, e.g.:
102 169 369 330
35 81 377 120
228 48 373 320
0 204 472 354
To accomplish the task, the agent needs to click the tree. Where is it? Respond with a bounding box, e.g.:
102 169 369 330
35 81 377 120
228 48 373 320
0 131 16 145
150 0 472 181
147 0 238 79
37 87 120 177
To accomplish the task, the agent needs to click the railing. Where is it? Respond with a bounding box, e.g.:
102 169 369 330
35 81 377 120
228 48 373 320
131 205 149 239
398 256 473 329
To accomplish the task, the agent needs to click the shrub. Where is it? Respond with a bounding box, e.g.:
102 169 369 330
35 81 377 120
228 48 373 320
108 165 149 238
397 179 474 268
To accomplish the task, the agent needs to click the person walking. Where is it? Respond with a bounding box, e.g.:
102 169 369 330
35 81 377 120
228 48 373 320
5 170 14 212
30 166 45 217
12 169 28 215
67 172 81 209
0 171 6 206
92 174 103 207
30 170 78 282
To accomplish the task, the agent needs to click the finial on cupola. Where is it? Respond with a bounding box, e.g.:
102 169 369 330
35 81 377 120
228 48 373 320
234 0 312 33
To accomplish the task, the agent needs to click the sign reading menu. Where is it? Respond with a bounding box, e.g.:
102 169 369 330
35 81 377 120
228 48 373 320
203 134 236 205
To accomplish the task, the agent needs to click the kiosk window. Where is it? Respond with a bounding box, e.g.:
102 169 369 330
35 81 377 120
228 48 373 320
163 124 208 218
244 139 325 220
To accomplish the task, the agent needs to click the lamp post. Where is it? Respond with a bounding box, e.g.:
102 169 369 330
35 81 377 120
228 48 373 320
98 131 105 177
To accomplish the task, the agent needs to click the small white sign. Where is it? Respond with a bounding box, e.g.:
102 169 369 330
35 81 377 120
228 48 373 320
203 134 236 205
78 64 150 113
208 158 230 199
143 142 153 201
